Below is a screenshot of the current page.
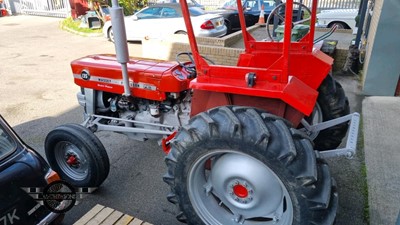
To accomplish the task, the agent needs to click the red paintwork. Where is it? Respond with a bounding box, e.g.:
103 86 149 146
233 185 248 198
180 0 331 125
0 8 8 17
161 131 177 154
71 0 332 127
190 90 304 127
71 54 192 101
67 155 77 166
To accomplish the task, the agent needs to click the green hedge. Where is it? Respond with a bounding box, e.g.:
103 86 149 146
117 0 148 15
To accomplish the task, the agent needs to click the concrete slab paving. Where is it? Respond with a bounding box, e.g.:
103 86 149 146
363 97 400 225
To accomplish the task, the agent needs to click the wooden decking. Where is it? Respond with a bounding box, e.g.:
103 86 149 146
73 204 153 225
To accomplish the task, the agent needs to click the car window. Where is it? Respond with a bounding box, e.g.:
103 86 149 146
263 0 277 10
245 0 278 11
136 7 163 19
244 0 259 10
221 0 277 10
189 7 205 16
160 7 179 18
0 125 16 160
220 0 242 10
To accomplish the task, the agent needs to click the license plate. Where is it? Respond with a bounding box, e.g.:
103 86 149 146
0 208 21 225
215 20 222 27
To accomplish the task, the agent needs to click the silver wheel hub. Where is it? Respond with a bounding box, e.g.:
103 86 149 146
55 141 88 181
210 154 283 218
188 150 293 225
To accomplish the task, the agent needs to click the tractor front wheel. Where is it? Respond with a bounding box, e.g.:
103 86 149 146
45 124 110 187
164 106 337 225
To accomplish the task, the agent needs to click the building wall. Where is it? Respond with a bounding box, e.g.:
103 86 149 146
362 0 400 96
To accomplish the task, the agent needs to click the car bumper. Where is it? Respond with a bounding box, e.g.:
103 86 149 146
37 201 66 225
103 29 108 38
197 26 227 38
37 211 63 225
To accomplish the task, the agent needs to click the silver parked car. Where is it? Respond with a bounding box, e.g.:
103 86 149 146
103 3 227 42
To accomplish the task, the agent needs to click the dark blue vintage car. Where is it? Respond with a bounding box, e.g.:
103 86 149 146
210 0 304 34
0 115 63 225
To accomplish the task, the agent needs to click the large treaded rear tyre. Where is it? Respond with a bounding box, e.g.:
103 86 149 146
164 106 338 225
45 124 110 187
310 75 350 150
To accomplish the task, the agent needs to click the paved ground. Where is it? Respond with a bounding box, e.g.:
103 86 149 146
363 97 400 225
0 15 368 225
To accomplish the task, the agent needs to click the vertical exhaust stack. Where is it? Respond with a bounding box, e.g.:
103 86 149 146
110 0 131 97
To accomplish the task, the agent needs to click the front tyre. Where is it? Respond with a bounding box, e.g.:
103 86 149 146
164 106 338 225
45 124 110 187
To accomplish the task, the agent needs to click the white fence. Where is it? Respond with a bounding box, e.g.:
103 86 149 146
303 0 360 9
4 0 70 17
199 0 361 10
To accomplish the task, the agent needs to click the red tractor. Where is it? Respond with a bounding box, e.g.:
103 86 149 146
44 0 360 224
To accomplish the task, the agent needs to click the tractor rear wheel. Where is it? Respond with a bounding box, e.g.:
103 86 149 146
164 106 337 225
45 124 110 187
308 75 350 150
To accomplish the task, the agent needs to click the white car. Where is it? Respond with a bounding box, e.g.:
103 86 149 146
316 8 358 30
103 3 227 42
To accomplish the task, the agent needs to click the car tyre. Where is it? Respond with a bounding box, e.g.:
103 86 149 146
328 22 348 29
108 27 114 42
45 123 110 187
175 30 187 35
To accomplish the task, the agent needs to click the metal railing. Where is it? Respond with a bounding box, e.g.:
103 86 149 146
303 0 360 10
198 0 360 10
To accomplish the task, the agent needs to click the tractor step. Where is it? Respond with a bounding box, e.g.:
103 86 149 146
301 112 360 158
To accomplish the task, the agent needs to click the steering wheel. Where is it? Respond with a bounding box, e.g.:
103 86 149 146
176 52 215 78
266 2 312 41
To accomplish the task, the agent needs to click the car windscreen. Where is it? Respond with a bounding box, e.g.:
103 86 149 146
0 125 17 160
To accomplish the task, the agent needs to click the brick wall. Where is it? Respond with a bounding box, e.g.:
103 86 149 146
332 48 349 72
143 38 243 66
142 25 348 71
